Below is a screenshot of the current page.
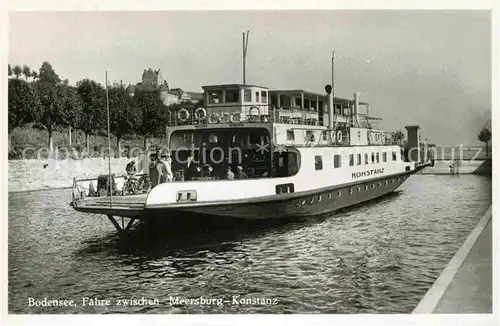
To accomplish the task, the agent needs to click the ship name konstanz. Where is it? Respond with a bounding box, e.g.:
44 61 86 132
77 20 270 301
352 168 385 179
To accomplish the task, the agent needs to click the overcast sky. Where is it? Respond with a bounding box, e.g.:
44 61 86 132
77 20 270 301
8 10 491 146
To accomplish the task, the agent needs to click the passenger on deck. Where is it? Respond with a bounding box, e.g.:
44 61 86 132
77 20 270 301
184 153 198 181
149 155 162 188
125 160 137 176
234 166 248 179
226 167 235 180
159 154 173 183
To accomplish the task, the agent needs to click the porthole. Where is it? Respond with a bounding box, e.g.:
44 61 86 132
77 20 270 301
372 184 376 189
337 191 342 197
301 200 306 205
310 197 315 204
328 193 332 199
385 180 389 185
392 179 395 184
357 187 361 192
378 182 382 187
318 195 322 202
349 188 353 195
365 185 369 190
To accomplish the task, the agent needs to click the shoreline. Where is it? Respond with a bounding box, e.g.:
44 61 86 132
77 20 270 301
9 186 73 194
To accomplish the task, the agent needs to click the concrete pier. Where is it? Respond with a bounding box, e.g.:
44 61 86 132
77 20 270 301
413 206 492 313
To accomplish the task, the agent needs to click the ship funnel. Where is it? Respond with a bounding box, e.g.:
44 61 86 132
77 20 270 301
405 125 421 162
353 92 361 126
354 92 360 115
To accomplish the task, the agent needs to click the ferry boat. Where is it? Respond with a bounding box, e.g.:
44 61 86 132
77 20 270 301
71 83 429 232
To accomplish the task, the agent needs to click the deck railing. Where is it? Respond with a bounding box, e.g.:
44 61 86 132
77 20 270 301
169 105 327 127
72 173 150 203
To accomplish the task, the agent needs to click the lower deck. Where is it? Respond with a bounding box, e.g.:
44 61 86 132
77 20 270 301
72 193 147 218
72 171 412 222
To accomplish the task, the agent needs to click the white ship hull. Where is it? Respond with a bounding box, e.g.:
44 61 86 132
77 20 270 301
72 145 417 221
144 171 412 219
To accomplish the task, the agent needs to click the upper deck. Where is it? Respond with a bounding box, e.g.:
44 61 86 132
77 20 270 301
167 84 394 147
170 84 373 127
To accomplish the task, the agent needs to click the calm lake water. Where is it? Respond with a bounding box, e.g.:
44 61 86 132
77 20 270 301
8 174 491 313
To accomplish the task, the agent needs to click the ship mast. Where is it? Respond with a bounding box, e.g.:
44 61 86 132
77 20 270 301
243 30 249 85
105 71 112 208
331 50 335 98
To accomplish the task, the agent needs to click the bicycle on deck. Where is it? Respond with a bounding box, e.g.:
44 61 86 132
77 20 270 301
122 174 151 195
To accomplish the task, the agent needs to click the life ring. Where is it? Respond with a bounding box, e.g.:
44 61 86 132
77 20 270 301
330 130 336 142
177 108 190 122
337 130 343 142
194 107 207 120
209 112 221 123
375 133 380 142
249 106 260 116
230 112 241 122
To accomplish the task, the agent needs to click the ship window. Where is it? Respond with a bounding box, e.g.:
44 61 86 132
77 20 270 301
208 90 223 104
225 89 239 103
261 90 268 103
315 155 323 170
255 91 260 102
295 97 302 108
376 153 380 163
371 152 375 163
280 95 291 107
286 129 295 141
244 89 252 102
392 151 397 161
335 104 342 115
357 153 362 165
274 149 300 177
349 154 354 166
365 153 369 164
334 154 341 168
271 94 278 106
383 152 387 162
322 131 328 141
304 98 310 109
306 130 315 142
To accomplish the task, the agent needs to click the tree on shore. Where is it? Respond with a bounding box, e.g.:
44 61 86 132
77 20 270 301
134 89 166 149
477 127 491 157
108 85 142 157
33 81 67 155
61 86 83 148
393 129 405 146
32 61 67 156
12 65 22 79
31 70 39 81
8 64 12 77
22 65 32 81
8 78 41 149
76 79 106 152
38 61 61 84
